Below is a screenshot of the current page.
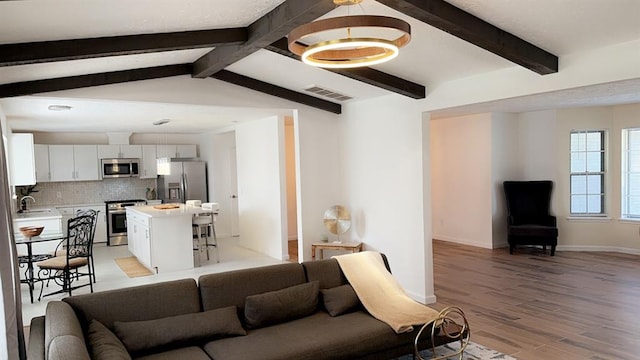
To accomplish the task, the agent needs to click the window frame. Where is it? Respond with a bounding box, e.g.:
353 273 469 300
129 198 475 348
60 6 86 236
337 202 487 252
569 129 606 217
621 127 640 220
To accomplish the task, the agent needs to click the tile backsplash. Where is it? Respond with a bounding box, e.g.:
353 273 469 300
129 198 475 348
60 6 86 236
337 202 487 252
17 178 157 206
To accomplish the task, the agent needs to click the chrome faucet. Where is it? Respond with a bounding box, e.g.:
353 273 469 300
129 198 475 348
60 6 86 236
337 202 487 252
20 195 36 212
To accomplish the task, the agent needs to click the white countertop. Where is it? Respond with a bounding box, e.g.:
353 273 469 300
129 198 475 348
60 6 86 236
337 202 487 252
14 207 62 221
127 204 216 218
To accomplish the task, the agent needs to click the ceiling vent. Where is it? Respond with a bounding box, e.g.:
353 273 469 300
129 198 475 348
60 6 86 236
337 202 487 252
304 85 353 102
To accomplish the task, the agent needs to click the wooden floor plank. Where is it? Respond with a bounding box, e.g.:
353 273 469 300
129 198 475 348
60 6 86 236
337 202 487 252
432 240 640 359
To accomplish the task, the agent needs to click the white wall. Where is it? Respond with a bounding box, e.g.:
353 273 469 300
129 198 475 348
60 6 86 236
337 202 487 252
204 130 236 238
524 104 640 253
491 112 519 248
431 113 494 248
433 104 640 254
295 109 344 262
341 95 432 303
285 118 298 241
235 116 287 260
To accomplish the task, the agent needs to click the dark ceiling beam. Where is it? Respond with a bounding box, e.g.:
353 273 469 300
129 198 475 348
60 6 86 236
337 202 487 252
266 38 426 99
0 29 247 67
376 0 558 75
192 0 336 78
0 64 192 98
212 70 341 114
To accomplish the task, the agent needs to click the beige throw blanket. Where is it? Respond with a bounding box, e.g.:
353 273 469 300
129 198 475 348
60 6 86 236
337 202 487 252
334 251 439 333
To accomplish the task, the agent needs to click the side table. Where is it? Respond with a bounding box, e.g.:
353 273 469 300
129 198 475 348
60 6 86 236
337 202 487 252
311 241 363 260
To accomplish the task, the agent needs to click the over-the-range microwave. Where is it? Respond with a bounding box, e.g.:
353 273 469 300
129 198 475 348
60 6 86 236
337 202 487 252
101 158 140 178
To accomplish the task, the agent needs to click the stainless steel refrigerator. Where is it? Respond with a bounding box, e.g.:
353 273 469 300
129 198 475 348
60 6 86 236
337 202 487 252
157 160 208 203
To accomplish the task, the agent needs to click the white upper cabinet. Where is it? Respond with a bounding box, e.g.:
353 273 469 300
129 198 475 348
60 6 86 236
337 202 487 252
10 133 36 186
176 145 197 158
156 145 177 159
73 145 100 181
156 144 197 158
98 144 142 159
141 145 158 179
34 144 50 182
49 145 75 182
49 145 99 181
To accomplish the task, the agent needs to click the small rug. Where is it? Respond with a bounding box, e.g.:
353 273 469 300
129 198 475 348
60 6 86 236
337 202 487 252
114 257 153 278
395 342 516 360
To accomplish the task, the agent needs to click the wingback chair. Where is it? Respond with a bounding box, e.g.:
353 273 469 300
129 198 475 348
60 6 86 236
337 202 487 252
503 181 558 255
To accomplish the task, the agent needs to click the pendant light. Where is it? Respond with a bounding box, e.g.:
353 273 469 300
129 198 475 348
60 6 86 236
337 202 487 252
287 0 411 69
153 119 171 175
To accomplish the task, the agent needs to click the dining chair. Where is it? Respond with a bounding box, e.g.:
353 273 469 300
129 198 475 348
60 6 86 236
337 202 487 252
50 209 99 283
36 214 95 300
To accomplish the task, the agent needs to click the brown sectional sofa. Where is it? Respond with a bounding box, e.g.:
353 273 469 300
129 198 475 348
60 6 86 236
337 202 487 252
29 257 455 360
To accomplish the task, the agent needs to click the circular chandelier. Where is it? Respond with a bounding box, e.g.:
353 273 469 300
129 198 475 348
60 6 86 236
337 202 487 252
287 0 411 69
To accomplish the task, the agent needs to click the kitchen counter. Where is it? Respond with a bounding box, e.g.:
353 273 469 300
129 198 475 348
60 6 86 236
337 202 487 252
128 204 215 218
14 207 62 221
125 204 202 273
13 207 63 255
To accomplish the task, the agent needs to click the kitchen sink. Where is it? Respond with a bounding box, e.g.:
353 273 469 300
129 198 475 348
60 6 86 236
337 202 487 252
15 208 59 219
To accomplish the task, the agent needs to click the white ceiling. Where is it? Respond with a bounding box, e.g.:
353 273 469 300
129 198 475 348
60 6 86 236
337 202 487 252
0 0 639 133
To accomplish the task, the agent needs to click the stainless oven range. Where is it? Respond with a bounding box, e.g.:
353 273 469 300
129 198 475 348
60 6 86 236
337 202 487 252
105 199 147 246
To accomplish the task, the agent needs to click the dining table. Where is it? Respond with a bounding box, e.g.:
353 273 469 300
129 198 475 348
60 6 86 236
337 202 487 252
15 232 65 303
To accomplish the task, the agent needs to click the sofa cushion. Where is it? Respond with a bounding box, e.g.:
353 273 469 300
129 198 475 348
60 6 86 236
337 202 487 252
204 311 417 360
114 305 246 354
302 258 348 289
198 262 306 314
244 281 319 329
64 279 200 331
321 284 360 316
48 335 90 360
87 319 131 360
135 346 212 360
45 301 85 359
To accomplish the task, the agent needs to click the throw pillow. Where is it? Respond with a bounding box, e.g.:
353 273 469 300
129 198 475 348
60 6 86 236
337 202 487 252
113 306 246 353
87 319 131 360
321 284 360 317
244 281 319 329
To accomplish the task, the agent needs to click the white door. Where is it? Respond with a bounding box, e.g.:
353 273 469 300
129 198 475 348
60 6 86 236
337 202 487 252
73 145 99 181
49 145 75 181
229 147 239 237
34 144 51 182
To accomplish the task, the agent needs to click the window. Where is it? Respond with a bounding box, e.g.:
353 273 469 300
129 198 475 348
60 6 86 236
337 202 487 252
570 130 605 215
622 128 640 219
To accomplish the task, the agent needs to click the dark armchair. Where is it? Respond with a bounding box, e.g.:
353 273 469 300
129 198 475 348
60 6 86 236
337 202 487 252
503 181 558 255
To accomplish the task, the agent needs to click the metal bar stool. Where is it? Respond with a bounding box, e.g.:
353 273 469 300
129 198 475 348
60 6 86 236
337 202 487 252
192 212 219 263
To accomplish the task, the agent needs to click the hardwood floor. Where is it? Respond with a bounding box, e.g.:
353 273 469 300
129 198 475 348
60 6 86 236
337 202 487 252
431 240 640 360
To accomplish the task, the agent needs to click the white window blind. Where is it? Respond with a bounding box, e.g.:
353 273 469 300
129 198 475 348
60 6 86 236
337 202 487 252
622 128 640 218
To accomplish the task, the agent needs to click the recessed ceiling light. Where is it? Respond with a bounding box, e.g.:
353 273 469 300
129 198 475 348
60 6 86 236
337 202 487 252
153 119 170 126
47 105 72 111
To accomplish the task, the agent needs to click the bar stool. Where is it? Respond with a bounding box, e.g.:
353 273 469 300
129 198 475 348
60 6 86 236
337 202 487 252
192 212 219 263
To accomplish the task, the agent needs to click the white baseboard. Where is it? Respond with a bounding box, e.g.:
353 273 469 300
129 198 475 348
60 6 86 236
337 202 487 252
406 290 435 305
556 245 640 255
432 235 502 249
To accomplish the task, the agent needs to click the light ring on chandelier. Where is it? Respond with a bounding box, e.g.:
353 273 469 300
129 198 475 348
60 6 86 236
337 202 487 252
302 38 399 68
288 15 411 68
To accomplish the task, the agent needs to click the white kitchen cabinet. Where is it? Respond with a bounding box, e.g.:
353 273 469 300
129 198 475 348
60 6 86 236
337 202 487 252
176 145 197 158
10 133 36 186
126 210 152 269
98 144 142 159
141 145 158 179
73 145 100 181
34 144 51 182
156 144 197 158
50 145 99 181
155 145 176 159
49 145 75 181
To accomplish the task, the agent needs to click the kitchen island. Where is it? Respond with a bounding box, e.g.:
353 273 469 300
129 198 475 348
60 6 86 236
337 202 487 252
126 204 213 273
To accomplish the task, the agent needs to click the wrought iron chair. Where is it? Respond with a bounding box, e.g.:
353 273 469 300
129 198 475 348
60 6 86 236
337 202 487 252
36 214 95 299
50 209 99 283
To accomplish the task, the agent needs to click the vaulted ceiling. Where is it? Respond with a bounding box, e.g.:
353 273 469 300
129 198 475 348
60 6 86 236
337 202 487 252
0 0 639 133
